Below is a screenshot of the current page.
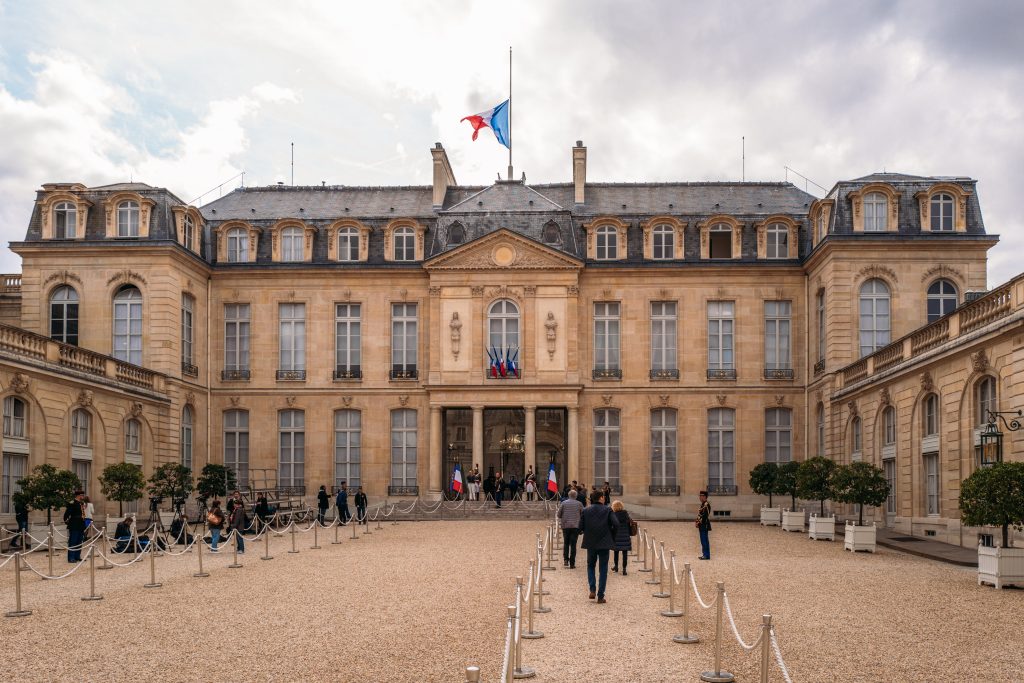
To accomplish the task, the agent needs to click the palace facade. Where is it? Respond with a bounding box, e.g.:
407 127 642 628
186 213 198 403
1 141 1021 547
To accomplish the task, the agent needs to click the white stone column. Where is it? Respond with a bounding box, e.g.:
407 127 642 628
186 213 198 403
524 406 536 480
568 406 579 483
429 406 442 494
472 405 484 474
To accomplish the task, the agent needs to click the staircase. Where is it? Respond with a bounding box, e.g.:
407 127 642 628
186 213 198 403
375 498 557 523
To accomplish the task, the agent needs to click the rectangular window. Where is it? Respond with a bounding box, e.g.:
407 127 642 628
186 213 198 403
224 304 251 373
335 410 361 487
390 409 418 487
816 291 826 363
652 227 674 260
764 301 792 370
1 453 28 513
71 410 90 446
765 409 792 463
884 409 896 446
924 454 939 516
924 396 938 437
335 303 362 379
650 301 677 375
72 459 90 496
223 410 249 488
593 409 621 487
594 302 621 375
125 420 140 454
707 301 735 370
766 226 789 259
3 398 26 438
650 409 676 487
708 409 735 489
338 231 359 261
279 303 306 373
278 410 305 489
181 294 195 367
391 303 418 379
884 458 896 514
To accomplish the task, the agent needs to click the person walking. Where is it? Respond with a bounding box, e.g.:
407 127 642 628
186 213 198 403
63 490 86 562
557 489 584 568
602 482 612 505
696 490 712 560
207 500 225 552
580 492 618 603
317 485 329 524
228 497 246 553
493 472 505 508
336 481 350 523
354 487 368 525
610 500 633 575
12 493 29 549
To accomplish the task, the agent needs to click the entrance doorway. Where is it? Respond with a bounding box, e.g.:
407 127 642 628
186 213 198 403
536 408 567 499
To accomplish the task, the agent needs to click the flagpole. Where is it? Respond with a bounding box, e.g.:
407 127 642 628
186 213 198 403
507 45 513 181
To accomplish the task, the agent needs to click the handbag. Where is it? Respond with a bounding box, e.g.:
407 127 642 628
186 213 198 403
629 518 638 536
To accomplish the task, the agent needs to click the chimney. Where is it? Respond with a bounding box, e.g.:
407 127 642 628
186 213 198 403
573 140 587 205
431 142 457 209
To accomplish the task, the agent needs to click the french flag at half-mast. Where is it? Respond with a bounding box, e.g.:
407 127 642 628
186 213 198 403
452 463 464 494
547 462 558 494
461 100 510 149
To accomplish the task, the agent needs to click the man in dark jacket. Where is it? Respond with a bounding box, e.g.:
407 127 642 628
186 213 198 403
354 487 368 525
696 490 712 560
336 482 350 523
63 490 86 562
580 492 618 603
557 489 584 568
12 493 29 549
317 485 330 524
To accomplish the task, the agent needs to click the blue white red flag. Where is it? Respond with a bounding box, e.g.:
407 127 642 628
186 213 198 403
547 462 558 493
452 463 464 493
507 349 519 378
487 348 499 378
461 100 510 149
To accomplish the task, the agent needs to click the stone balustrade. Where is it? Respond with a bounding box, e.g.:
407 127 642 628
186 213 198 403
1 274 21 292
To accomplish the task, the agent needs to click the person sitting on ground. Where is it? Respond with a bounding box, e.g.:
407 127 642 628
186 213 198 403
169 512 193 545
114 517 134 553
610 500 634 575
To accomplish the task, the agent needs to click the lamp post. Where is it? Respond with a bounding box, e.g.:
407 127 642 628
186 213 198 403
980 409 1023 466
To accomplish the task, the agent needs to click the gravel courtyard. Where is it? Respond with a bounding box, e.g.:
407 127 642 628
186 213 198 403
1 519 1021 682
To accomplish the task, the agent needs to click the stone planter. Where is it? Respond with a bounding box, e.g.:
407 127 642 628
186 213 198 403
844 521 876 553
759 506 781 526
781 508 804 532
977 544 1024 589
808 514 835 541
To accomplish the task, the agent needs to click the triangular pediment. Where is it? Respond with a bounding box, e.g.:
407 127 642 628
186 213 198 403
446 181 565 213
424 229 582 271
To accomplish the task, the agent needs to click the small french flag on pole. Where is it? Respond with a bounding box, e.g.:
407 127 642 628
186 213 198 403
547 462 558 494
452 463 464 494
461 100 510 149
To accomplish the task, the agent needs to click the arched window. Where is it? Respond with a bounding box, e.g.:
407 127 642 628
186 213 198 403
930 193 954 231
334 409 361 487
488 300 520 363
390 409 418 488
594 408 621 488
707 408 735 490
49 285 79 345
183 214 195 251
927 279 958 323
338 227 359 261
859 279 890 357
922 393 939 437
125 418 141 465
976 376 997 426
709 223 732 259
181 406 193 471
765 408 792 463
117 200 140 237
652 224 674 260
851 416 863 459
393 227 415 261
54 202 77 239
223 410 249 488
816 403 826 457
650 408 677 488
226 227 249 263
278 410 305 488
542 221 561 245
882 406 896 447
113 285 143 365
2 396 27 438
70 408 92 495
863 192 888 232
595 226 618 260
281 226 304 262
71 408 91 447
446 222 465 246
766 223 788 259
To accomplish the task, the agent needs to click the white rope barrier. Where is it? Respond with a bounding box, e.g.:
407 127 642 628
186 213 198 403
689 570 715 609
723 593 762 652
770 627 795 683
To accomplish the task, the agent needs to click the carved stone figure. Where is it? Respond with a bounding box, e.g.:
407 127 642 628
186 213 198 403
544 312 558 360
76 389 93 407
449 312 463 360
10 373 30 394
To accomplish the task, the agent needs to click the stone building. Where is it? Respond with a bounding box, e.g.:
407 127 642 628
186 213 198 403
1 141 1020 547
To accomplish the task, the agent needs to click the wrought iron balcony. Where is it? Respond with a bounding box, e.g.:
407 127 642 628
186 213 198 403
388 485 419 496
276 369 306 381
333 366 362 380
221 369 251 381
764 368 794 380
706 368 737 380
649 485 680 496
592 368 623 380
814 359 826 375
181 362 199 377
649 368 680 380
706 484 738 496
390 367 418 380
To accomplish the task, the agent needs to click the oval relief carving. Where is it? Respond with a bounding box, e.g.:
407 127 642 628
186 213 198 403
492 244 516 267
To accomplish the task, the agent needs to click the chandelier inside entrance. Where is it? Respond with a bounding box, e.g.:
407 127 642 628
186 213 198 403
499 431 525 453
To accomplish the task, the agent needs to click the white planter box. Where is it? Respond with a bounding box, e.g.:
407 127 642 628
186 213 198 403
760 506 781 526
808 514 835 541
781 509 804 533
977 545 1024 589
844 522 876 553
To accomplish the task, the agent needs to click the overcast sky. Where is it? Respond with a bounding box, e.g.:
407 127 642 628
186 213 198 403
0 1 1021 284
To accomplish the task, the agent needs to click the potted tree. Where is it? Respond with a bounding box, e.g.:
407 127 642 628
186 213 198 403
959 461 1024 589
16 463 81 544
796 456 837 541
777 461 804 532
99 462 146 516
832 462 889 553
750 462 782 526
148 463 194 527
196 463 237 511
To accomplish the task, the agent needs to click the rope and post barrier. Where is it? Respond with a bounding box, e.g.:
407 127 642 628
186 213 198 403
698 582 735 683
521 565 543 640
654 544 671 597
511 575 535 680
639 531 653 573
332 515 342 545
351 518 358 540
672 562 700 643
143 540 162 588
311 519 321 550
47 523 55 578
288 522 299 554
193 533 210 578
262 526 273 561
81 546 103 602
660 552 683 617
228 530 243 569
759 615 773 683
98 528 113 570
645 540 661 585
4 552 32 617
464 665 481 682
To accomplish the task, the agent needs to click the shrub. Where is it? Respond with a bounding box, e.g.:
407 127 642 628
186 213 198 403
148 463 193 510
16 464 81 525
832 462 889 526
776 461 800 509
749 462 781 508
196 464 238 505
959 461 1024 549
99 462 146 516
796 456 837 517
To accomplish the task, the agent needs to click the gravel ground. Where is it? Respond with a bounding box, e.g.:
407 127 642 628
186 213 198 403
1 520 1021 682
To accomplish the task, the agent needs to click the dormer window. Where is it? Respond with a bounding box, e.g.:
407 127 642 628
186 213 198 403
709 223 732 259
596 225 618 260
930 193 954 231
542 221 561 245
864 192 888 232
446 222 466 247
54 202 77 239
184 215 195 251
117 201 140 237
338 228 359 261
281 226 304 262
652 224 674 260
766 223 788 259
227 227 249 263
394 227 415 261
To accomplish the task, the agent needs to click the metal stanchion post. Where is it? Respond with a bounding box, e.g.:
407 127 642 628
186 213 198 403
646 541 661 585
672 562 699 644
759 615 772 683
639 532 652 573
363 515 372 534
522 573 544 640
699 582 734 683
654 543 671 597
288 522 299 553
534 565 551 615
144 542 162 588
47 523 55 578
311 520 321 549
5 552 32 617
351 518 358 539
536 545 550 596
660 552 683 617
98 528 113 570
504 604 517 682
228 531 242 569
262 526 273 561
512 579 536 680
543 528 556 571
193 533 210 578
464 665 481 682
82 546 103 601
332 516 342 545
631 527 640 559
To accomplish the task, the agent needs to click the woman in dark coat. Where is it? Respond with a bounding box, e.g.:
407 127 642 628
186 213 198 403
610 500 633 575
